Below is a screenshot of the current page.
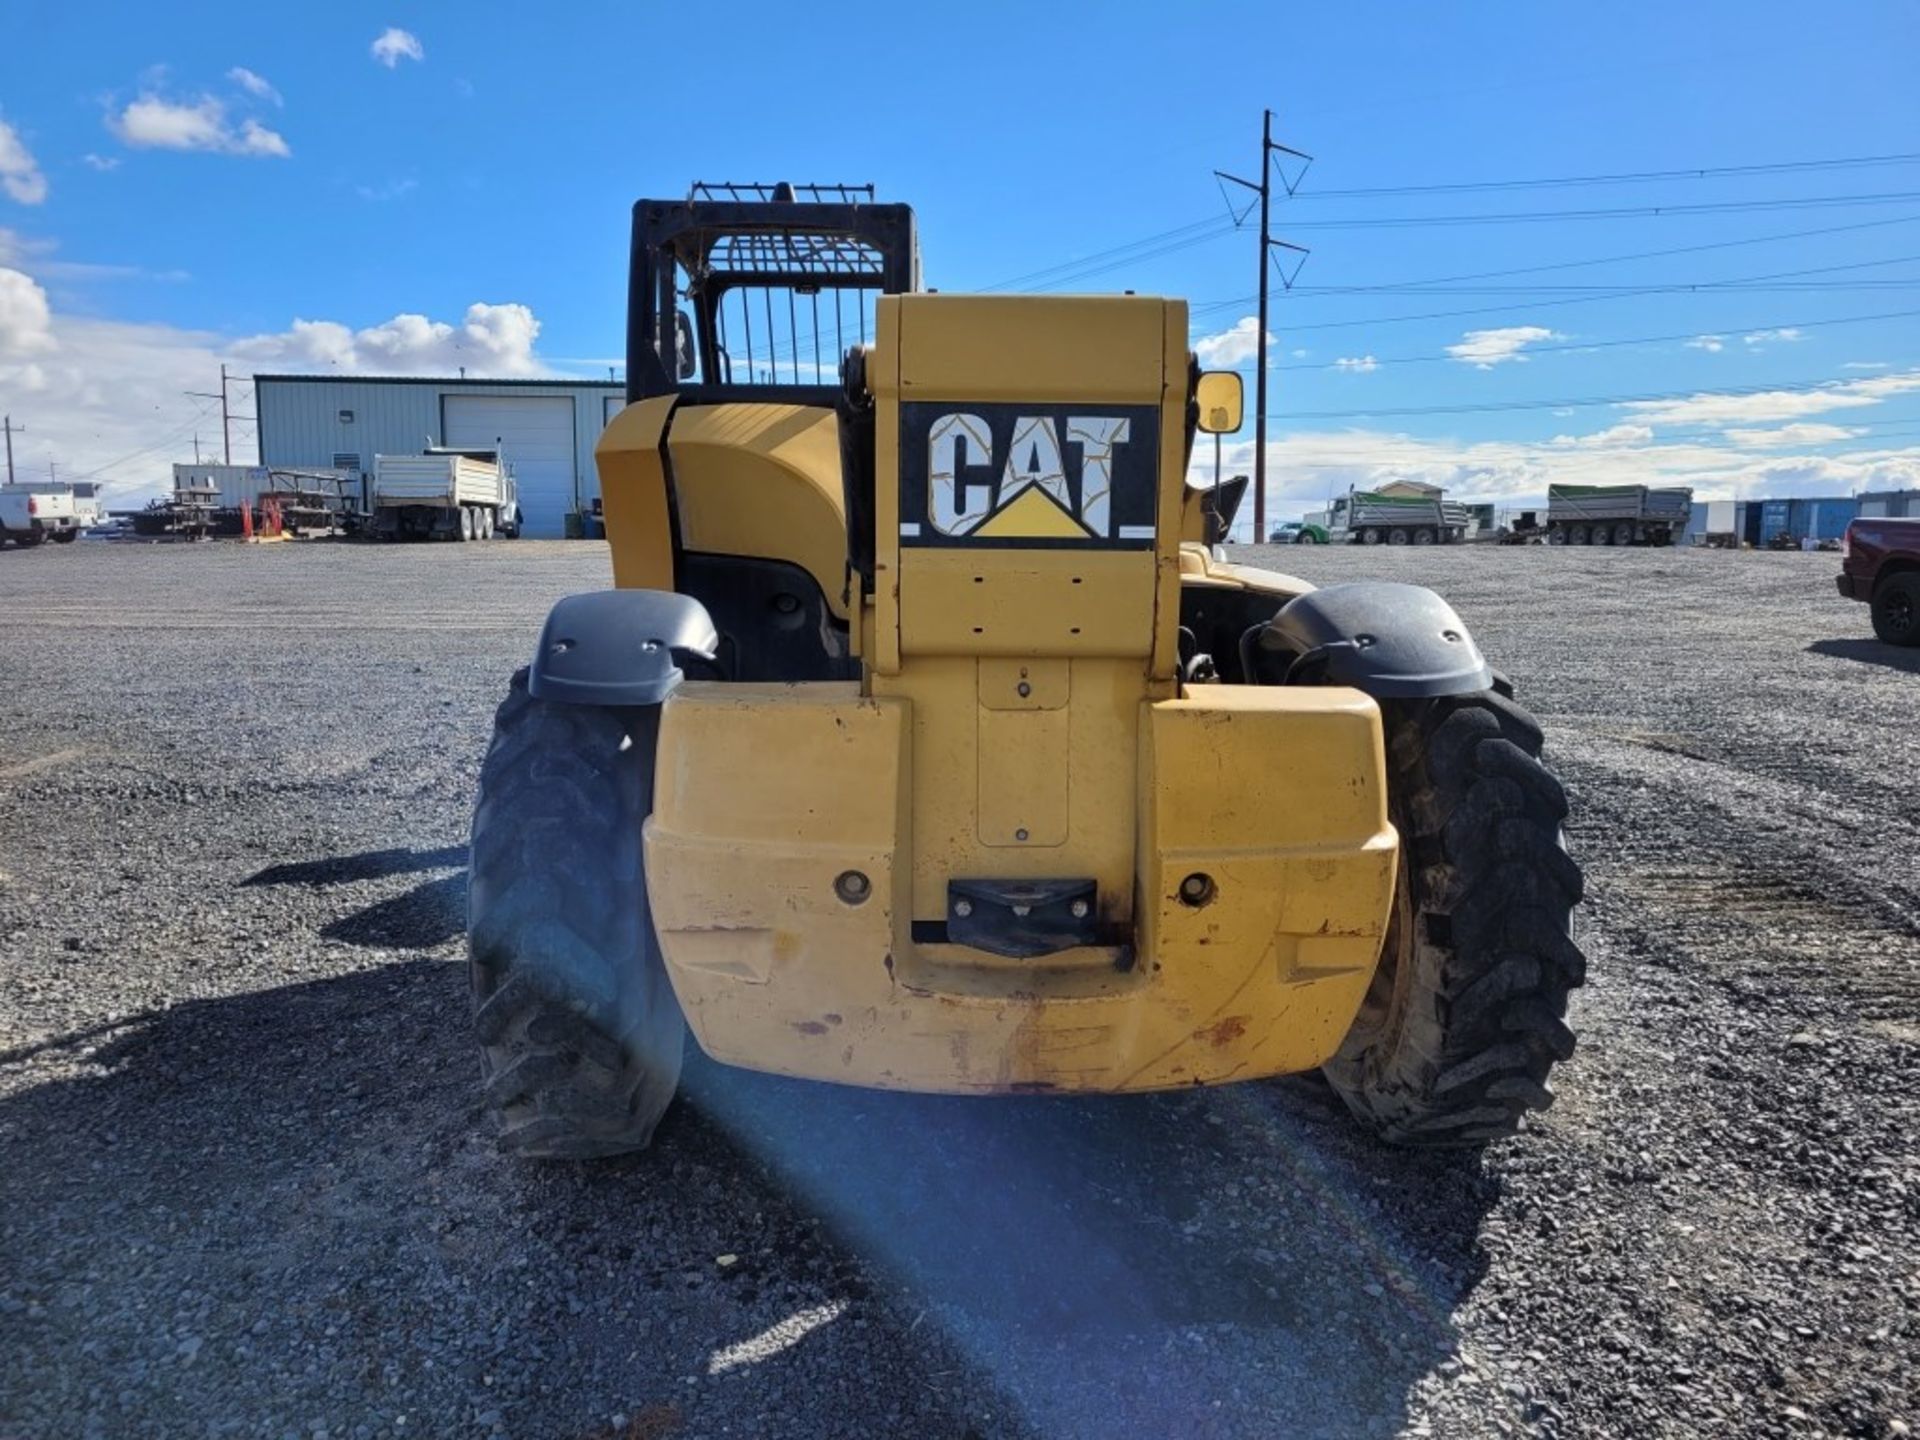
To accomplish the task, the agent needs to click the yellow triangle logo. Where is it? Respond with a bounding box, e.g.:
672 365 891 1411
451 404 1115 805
974 486 1091 540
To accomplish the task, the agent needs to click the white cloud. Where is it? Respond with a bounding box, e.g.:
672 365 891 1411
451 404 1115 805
231 302 545 376
371 28 425 67
81 153 120 172
235 119 290 158
1290 348 1309 359
1623 370 1920 428
1549 423 1652 450
1446 325 1559 368
0 280 557 502
1841 361 1888 371
109 93 290 157
227 67 282 105
1722 423 1862 448
1743 327 1802 347
1332 354 1378 373
0 227 189 284
1685 335 1724 353
1193 316 1274 368
355 178 419 202
0 119 48 205
0 267 55 356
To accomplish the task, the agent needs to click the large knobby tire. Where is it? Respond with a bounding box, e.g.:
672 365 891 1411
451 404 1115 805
1871 573 1920 646
1323 688 1586 1146
468 670 686 1158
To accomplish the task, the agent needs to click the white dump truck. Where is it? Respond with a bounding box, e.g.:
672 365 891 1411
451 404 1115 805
370 447 521 542
0 483 84 547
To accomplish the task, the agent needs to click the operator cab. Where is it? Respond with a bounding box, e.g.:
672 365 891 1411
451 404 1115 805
627 181 920 408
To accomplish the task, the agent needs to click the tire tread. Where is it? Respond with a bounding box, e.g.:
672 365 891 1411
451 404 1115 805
1322 689 1586 1147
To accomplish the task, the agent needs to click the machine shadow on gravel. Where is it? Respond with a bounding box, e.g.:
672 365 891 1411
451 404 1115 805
0 958 1499 1436
241 844 468 889
240 843 469 950
1805 637 1920 673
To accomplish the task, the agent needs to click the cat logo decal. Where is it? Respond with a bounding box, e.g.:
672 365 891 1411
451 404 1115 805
898 402 1159 549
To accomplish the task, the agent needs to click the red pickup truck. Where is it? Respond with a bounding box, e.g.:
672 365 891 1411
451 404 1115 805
1837 516 1920 646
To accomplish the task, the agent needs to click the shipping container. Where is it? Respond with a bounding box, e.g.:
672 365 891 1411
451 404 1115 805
1759 499 1792 544
1788 497 1858 542
1858 488 1920 519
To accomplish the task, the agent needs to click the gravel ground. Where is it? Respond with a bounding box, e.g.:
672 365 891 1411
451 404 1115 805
0 538 1914 1440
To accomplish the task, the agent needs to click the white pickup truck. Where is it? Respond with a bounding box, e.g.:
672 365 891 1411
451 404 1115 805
369 448 521 542
0 483 83 547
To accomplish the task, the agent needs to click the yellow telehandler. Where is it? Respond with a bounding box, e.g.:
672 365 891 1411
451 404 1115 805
467 182 1584 1158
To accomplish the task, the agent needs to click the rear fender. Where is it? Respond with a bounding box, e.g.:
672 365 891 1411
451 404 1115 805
528 590 719 707
1253 582 1493 698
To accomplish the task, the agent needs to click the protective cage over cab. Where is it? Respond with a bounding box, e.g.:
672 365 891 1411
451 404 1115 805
627 180 919 405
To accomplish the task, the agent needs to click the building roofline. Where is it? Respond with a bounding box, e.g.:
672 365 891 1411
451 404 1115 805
251 373 624 389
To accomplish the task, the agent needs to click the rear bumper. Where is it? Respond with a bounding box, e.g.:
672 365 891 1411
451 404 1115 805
643 681 1397 1094
1836 571 1871 602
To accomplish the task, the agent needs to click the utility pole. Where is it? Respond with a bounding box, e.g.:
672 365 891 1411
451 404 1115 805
1214 113 1311 544
187 364 245 466
48 459 57 484
1254 108 1273 544
2 415 21 487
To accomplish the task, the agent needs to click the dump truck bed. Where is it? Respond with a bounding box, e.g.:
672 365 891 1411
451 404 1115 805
372 454 505 509
1547 484 1692 524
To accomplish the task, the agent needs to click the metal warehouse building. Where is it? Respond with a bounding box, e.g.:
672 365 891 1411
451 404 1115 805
255 375 627 538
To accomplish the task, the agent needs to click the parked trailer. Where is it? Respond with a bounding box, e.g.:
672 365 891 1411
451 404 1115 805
1329 489 1472 546
0 483 83 548
370 448 521 542
1545 484 1691 547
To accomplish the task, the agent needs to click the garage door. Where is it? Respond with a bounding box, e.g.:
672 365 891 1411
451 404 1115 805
443 394 576 538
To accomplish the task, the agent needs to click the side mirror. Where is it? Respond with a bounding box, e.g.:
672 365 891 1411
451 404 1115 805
674 311 696 380
1195 370 1243 434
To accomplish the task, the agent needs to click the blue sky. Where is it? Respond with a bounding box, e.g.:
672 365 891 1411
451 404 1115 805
2 0 1918 517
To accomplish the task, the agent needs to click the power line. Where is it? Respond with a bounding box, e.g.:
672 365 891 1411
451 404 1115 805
1291 152 1920 201
1190 213 1920 315
65 400 222 484
1264 277 1920 296
1029 224 1244 292
1269 305 1920 373
1265 373 1920 422
1272 190 1920 232
975 215 1233 293
1237 251 1920 334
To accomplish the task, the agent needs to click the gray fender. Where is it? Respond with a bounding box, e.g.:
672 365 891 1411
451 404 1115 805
1258 581 1492 698
527 590 719 707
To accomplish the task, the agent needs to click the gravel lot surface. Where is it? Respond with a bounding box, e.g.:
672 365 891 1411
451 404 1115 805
1 539 1915 1440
